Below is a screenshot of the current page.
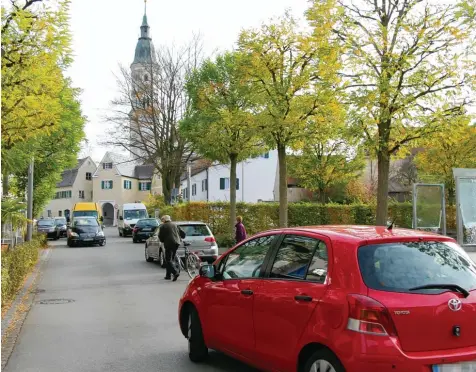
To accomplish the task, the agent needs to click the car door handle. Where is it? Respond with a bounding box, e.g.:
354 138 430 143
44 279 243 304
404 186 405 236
294 295 312 302
241 289 253 296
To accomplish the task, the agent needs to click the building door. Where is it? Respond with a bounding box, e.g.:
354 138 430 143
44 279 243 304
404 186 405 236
102 203 114 226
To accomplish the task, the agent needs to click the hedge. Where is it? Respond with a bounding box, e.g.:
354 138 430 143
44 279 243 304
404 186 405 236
147 201 456 240
1 234 45 307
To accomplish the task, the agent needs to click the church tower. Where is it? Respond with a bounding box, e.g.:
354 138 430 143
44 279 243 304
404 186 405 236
129 1 156 161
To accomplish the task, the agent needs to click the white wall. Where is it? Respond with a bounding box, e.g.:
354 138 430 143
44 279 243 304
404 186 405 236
181 150 278 203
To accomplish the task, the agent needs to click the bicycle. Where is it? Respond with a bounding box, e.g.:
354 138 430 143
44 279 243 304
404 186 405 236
174 241 202 279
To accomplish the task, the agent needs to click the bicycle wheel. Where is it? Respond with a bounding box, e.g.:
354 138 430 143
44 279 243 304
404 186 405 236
174 254 182 275
186 253 201 279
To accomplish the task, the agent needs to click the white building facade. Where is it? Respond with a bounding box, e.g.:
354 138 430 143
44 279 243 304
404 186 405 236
181 151 278 203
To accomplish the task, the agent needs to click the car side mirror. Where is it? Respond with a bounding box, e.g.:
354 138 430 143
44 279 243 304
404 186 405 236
119 216 123 221
199 264 215 279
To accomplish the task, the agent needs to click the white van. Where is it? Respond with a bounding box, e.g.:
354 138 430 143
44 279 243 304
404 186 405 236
117 203 148 237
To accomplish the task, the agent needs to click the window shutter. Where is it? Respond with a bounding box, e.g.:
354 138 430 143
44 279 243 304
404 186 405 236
147 182 151 191
110 181 113 189
236 178 240 190
139 182 142 191
220 178 225 190
101 181 104 189
123 180 126 189
264 152 269 159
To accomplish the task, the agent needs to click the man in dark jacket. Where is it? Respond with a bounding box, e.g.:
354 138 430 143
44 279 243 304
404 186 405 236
159 215 186 281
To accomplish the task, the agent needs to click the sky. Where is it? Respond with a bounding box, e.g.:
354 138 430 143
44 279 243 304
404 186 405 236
67 0 310 162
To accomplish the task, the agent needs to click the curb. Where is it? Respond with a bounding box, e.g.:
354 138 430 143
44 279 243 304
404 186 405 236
1 248 52 369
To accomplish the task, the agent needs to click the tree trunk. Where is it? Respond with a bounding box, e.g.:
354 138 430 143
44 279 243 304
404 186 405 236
2 173 9 197
319 188 326 204
376 150 390 225
229 153 238 235
162 170 173 205
277 144 288 227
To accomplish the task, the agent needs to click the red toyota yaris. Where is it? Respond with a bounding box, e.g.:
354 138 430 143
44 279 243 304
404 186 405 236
178 226 476 372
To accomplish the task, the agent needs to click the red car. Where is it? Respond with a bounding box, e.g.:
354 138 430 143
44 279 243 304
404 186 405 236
178 226 476 372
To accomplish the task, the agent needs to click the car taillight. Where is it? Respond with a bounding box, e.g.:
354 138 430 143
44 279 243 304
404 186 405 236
133 227 138 233
346 294 397 337
204 237 216 243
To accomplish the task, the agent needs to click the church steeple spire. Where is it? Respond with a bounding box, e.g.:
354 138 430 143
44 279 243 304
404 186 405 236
140 0 150 39
132 0 155 65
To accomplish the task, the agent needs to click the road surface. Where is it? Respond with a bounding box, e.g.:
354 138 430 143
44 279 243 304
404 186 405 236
4 227 257 372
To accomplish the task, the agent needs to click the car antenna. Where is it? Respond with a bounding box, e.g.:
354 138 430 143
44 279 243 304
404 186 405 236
387 218 396 230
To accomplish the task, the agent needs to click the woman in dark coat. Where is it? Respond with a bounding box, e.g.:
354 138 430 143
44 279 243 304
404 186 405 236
235 216 247 244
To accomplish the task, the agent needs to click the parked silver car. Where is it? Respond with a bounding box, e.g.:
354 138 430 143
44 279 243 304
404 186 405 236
144 221 219 266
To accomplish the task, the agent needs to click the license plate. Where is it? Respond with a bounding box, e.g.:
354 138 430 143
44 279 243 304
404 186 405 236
433 362 476 372
83 238 93 242
142 228 151 231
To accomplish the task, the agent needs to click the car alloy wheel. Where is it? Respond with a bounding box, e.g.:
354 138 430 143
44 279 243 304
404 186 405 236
158 249 165 268
145 246 153 262
309 360 336 372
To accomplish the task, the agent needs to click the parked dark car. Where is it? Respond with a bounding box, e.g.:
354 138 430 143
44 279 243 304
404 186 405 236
132 218 160 243
54 217 67 237
67 217 106 247
36 219 60 240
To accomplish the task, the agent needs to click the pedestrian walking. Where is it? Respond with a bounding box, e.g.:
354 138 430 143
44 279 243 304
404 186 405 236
158 215 186 281
235 216 247 244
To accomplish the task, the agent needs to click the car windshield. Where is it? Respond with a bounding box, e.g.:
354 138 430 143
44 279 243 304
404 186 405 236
179 224 210 236
38 220 55 227
73 211 98 218
358 241 476 294
136 219 159 227
55 218 66 225
124 209 148 220
74 218 99 227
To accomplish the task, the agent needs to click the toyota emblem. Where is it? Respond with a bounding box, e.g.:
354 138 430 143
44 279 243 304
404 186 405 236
448 299 462 312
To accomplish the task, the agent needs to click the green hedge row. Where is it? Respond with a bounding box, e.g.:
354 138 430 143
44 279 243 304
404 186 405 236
1 234 46 307
150 201 456 241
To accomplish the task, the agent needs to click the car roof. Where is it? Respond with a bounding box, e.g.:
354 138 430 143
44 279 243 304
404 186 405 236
264 225 455 245
174 221 208 225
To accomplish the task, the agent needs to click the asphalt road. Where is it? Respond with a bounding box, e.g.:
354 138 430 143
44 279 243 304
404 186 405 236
4 227 257 372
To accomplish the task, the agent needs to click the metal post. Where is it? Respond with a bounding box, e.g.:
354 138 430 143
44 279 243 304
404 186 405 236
242 161 244 202
187 161 192 202
412 183 417 229
26 158 34 242
441 184 446 236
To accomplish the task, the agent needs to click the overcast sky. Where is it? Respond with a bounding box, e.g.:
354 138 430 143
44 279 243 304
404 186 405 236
67 0 310 162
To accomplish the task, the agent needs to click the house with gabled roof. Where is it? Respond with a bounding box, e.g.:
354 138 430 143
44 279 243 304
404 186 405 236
93 152 161 226
40 157 97 219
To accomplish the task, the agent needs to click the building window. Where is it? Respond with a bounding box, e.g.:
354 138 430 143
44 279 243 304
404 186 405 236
79 190 85 199
139 181 151 191
192 183 197 196
58 210 62 217
86 172 92 180
202 179 208 192
102 180 113 189
182 187 189 199
124 180 132 190
103 162 113 169
261 152 270 159
56 190 72 199
47 210 52 217
219 178 239 190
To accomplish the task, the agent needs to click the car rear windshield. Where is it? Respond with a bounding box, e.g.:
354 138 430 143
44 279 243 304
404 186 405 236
136 219 158 227
358 241 476 294
179 224 210 236
55 218 66 225
38 220 54 226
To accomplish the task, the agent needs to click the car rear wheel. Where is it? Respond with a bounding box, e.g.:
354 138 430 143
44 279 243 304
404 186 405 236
188 307 208 363
145 246 154 262
99 240 106 247
158 249 166 268
303 349 345 372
